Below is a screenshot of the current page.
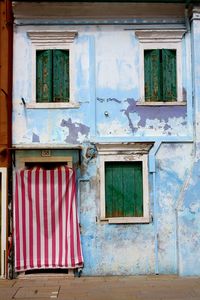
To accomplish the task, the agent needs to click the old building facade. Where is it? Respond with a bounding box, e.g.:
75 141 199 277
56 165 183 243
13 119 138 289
11 1 200 276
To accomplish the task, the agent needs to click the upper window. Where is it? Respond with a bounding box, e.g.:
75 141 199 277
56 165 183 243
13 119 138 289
27 31 79 109
135 29 186 105
36 49 70 103
144 49 176 102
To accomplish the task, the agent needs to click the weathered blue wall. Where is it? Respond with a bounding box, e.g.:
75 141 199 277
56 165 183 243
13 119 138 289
79 142 193 275
177 16 200 276
12 26 192 144
12 5 200 276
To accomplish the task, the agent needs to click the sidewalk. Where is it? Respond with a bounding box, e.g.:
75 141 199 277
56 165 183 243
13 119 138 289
0 275 200 300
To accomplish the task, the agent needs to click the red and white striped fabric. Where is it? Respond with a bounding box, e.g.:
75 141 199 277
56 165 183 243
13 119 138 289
14 166 83 272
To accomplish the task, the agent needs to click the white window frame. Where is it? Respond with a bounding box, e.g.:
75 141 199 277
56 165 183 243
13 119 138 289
135 30 186 106
27 31 79 109
0 168 7 278
97 143 152 224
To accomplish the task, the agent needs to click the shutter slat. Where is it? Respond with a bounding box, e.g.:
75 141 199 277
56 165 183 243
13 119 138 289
162 49 177 101
36 50 52 102
123 163 135 217
53 50 70 102
112 163 123 217
105 163 114 218
144 49 161 102
134 163 143 217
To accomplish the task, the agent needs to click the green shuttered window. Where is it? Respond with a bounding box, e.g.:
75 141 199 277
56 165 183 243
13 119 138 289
144 49 177 102
105 161 143 218
36 49 70 103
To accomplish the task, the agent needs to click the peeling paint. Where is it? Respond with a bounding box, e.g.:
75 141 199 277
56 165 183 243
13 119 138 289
97 97 187 136
12 13 200 277
60 118 90 143
32 132 40 143
122 98 187 133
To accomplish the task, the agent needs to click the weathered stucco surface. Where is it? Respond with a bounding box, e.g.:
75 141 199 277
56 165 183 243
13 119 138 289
97 97 187 136
12 7 200 276
156 143 193 274
12 26 191 145
176 20 200 276
79 143 194 276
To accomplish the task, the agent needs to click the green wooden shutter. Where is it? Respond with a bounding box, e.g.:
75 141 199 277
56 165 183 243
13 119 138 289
105 162 143 218
105 163 114 218
144 49 162 102
123 162 137 217
133 163 143 217
53 50 69 102
162 49 177 101
36 50 52 102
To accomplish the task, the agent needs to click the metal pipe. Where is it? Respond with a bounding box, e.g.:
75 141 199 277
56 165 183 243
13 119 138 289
149 141 161 275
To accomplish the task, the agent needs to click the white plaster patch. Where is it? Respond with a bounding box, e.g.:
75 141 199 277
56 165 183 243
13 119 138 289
129 112 141 127
143 118 167 135
158 191 175 211
194 21 200 35
13 31 31 100
194 114 200 154
133 118 167 136
12 114 31 144
75 37 90 87
77 132 88 143
166 117 187 135
96 32 138 90
130 116 187 137
189 202 200 214
157 144 193 180
101 241 154 274
98 120 130 136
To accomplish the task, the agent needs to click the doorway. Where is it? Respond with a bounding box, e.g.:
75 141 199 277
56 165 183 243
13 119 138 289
13 155 83 276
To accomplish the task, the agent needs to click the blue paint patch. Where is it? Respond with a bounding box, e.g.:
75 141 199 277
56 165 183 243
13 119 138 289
32 132 40 143
122 98 187 132
96 97 187 136
60 118 90 143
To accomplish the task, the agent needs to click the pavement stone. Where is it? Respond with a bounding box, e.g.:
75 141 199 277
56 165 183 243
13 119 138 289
0 276 199 300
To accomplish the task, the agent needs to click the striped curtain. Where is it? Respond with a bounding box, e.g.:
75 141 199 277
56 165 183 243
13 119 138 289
14 166 83 272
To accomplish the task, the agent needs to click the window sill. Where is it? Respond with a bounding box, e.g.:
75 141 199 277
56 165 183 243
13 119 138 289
26 102 80 109
136 101 186 106
100 216 150 224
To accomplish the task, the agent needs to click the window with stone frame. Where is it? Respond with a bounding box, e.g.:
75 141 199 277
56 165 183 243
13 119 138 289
97 143 152 224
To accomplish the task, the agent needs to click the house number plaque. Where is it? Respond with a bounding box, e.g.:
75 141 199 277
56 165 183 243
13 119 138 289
41 150 51 157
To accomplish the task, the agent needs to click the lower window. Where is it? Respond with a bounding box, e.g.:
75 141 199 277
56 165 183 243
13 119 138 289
105 161 143 218
98 143 151 224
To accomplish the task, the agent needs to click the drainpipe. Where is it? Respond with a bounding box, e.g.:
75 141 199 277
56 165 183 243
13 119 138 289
149 141 161 275
6 0 13 279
